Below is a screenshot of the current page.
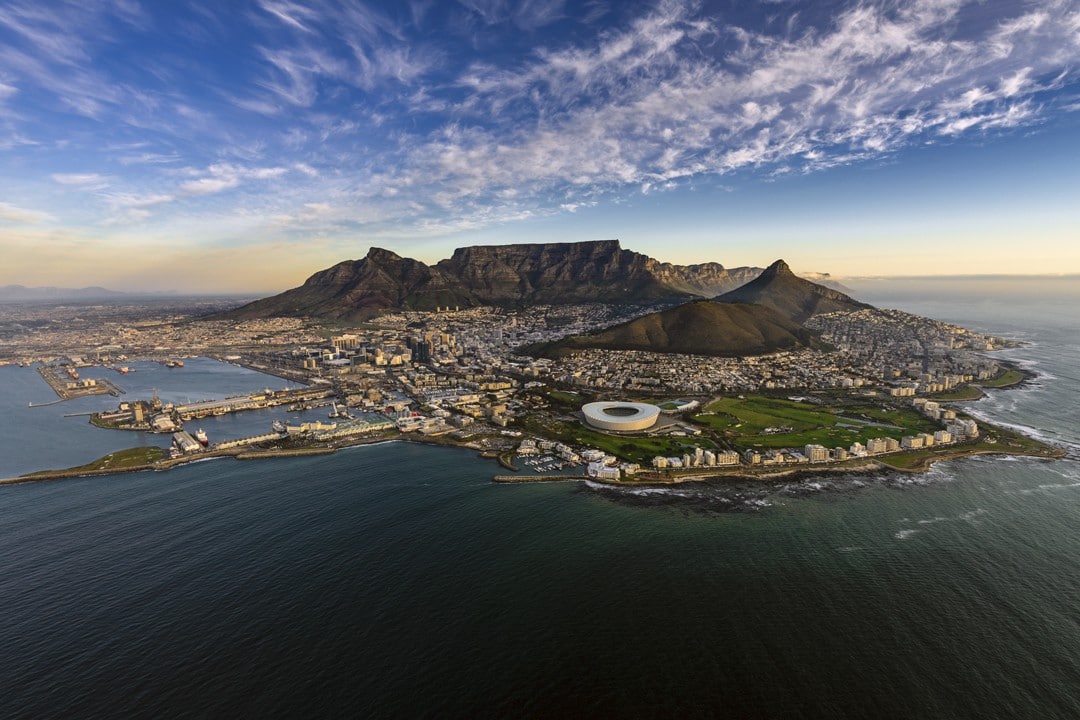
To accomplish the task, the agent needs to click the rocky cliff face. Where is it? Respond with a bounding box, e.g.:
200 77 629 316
647 260 761 297
435 240 687 305
220 240 763 321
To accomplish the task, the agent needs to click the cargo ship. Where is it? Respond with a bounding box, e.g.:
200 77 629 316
194 429 209 446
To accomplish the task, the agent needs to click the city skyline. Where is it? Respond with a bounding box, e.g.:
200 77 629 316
2 0 1079 293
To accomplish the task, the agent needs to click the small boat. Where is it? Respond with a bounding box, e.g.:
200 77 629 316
272 420 287 433
194 429 209 446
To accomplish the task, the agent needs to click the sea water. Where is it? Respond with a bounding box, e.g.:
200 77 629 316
1 291 1079 718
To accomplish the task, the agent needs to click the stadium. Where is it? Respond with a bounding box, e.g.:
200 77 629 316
581 401 661 432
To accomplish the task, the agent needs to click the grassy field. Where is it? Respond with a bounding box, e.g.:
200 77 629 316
693 395 940 451
929 386 985 401
546 390 588 406
980 369 1026 388
26 446 165 476
518 415 717 463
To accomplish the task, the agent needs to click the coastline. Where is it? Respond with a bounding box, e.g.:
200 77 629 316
1 360 1065 488
4 428 1063 488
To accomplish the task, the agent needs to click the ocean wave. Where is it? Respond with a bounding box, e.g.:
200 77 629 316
958 508 988 523
581 480 780 512
895 529 920 540
909 508 987 527
1019 480 1080 495
960 409 1074 448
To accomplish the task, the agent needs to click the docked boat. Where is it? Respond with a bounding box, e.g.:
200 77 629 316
272 420 288 433
194 429 209 447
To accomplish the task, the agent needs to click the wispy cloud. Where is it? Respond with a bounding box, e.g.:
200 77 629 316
0 201 51 223
374 0 1080 222
180 163 289 196
51 173 110 189
1 0 1078 257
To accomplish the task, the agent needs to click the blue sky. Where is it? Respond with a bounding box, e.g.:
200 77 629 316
1 0 1078 292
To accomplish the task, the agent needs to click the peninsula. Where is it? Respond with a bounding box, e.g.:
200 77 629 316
1 241 1063 487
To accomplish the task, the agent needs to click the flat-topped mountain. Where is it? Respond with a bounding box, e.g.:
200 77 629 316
529 299 818 359
715 259 872 323
219 240 762 321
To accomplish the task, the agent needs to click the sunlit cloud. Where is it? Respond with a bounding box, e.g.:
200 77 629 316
50 173 110 189
0 201 52 223
179 164 289 196
0 0 1077 288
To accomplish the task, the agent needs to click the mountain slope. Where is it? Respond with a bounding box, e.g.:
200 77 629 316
715 259 871 323
219 248 476 321
219 240 763 321
529 300 817 358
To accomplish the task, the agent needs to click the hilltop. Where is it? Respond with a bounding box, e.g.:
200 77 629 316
527 260 874 358
715 259 872 322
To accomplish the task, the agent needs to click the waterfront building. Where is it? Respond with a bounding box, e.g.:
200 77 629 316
804 444 829 462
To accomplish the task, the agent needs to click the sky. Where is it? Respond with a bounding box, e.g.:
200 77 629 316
1 0 1079 293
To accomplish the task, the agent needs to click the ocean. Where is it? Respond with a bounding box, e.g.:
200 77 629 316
1 290 1079 718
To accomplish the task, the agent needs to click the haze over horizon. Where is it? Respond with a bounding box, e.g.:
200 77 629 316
2 0 1079 293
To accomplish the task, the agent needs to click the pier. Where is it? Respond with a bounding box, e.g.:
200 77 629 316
27 399 66 408
493 474 588 483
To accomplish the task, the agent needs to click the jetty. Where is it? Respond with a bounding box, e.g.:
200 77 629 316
493 474 588 483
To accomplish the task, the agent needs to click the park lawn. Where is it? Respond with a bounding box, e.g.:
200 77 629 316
569 425 719 463
855 406 939 434
697 395 943 451
980 369 1025 388
929 386 984 401
690 412 741 431
25 446 165 476
701 396 838 434
547 390 588 406
520 415 717 463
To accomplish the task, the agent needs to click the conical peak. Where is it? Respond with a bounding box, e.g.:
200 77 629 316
763 259 792 277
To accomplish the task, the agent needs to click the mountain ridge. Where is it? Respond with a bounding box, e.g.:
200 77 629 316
219 240 763 321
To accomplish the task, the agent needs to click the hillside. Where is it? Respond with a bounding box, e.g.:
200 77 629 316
529 300 818 359
219 240 762 321
714 259 871 322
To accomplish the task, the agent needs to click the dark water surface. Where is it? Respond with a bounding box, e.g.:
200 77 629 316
1 296 1079 718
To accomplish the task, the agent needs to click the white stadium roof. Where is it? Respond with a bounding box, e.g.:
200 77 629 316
582 401 661 432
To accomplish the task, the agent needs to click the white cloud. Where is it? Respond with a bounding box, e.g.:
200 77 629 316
50 173 110 188
181 176 240 196
369 0 1080 224
0 201 51 223
180 163 288 196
